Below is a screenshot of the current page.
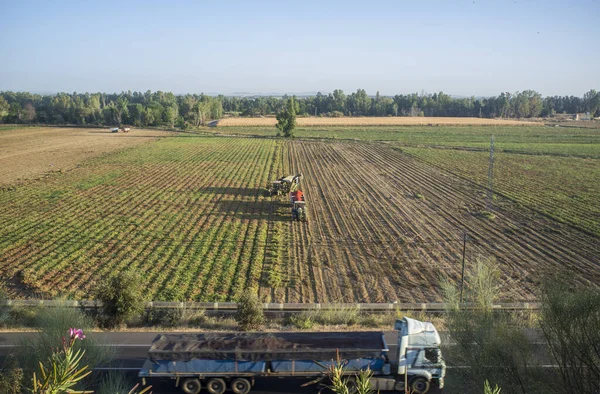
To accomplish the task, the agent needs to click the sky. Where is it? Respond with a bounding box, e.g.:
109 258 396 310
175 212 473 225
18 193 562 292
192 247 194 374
0 0 598 97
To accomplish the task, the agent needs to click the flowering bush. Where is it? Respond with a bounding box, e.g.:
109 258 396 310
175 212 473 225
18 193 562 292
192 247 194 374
31 328 92 394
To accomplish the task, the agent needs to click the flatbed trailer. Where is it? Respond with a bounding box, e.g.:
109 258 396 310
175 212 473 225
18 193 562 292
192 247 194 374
139 318 445 394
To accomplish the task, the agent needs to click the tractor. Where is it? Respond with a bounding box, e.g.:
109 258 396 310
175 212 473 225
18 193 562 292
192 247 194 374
290 190 307 222
269 174 302 196
292 201 307 222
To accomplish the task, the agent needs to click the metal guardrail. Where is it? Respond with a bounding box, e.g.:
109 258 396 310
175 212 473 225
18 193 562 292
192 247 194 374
0 300 540 312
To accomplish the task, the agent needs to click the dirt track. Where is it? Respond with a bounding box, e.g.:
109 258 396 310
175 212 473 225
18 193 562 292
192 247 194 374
282 140 599 303
0 127 172 185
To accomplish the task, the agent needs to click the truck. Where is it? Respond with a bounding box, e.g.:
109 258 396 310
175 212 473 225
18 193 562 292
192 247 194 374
138 317 445 394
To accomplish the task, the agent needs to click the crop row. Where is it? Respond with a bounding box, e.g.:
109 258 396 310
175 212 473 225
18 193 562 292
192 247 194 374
0 136 281 301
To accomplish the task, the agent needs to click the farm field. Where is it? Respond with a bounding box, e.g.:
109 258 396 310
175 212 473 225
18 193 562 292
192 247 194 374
0 127 598 302
0 127 172 185
211 125 600 157
217 116 540 127
402 147 600 237
278 140 599 303
0 135 283 301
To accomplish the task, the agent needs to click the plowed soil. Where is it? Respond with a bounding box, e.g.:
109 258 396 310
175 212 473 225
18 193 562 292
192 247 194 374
280 140 599 303
0 127 171 186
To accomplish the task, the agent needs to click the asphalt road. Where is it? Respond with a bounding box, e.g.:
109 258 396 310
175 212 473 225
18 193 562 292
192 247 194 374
0 330 547 394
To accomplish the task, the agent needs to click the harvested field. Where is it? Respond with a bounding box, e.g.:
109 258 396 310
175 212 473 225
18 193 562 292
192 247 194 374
0 127 171 186
217 117 540 127
275 140 600 303
1 128 598 303
402 147 600 237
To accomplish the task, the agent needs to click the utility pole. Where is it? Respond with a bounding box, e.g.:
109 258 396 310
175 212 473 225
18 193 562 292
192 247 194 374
459 232 468 304
486 135 495 211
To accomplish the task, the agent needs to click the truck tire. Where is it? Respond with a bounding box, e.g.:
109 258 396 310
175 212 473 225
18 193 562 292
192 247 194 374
181 378 202 394
410 377 430 394
206 378 226 394
231 378 252 394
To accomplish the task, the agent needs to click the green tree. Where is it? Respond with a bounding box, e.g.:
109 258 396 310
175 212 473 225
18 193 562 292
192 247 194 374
0 96 9 121
276 96 297 137
235 290 265 330
95 270 146 328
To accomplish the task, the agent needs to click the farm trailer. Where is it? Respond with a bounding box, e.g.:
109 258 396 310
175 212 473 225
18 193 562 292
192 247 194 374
138 317 446 394
268 174 302 196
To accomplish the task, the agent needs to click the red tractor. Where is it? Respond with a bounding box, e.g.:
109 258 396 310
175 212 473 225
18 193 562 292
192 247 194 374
290 190 307 222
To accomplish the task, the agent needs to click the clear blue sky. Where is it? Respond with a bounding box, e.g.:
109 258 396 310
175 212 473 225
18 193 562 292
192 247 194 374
0 0 598 96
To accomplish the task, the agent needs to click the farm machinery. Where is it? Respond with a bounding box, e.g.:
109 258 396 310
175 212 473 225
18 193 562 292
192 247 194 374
269 174 307 222
269 174 302 196
290 190 307 222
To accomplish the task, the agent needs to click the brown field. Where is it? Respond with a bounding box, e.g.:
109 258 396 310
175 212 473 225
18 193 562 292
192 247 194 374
0 127 171 186
265 140 600 303
217 116 541 127
0 128 597 303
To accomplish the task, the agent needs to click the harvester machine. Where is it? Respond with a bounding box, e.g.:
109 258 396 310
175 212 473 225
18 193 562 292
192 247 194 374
269 173 302 196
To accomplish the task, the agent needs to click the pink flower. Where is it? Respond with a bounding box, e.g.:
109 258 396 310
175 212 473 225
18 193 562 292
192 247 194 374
68 328 86 340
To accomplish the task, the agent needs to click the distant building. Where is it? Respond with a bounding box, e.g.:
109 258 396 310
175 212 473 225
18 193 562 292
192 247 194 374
575 112 591 121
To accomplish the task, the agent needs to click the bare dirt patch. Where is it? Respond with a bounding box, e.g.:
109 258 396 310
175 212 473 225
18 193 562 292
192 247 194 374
0 127 172 185
281 140 599 303
217 117 541 127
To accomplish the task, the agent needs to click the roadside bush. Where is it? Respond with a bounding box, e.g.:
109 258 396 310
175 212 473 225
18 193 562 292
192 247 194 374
143 307 185 327
440 256 544 394
540 274 600 394
96 371 151 394
288 313 314 329
19 303 114 390
288 305 360 328
95 270 146 328
235 290 265 330
0 280 10 327
0 354 23 394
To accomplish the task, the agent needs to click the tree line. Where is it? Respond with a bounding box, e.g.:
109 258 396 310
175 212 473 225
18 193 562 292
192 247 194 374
0 89 598 127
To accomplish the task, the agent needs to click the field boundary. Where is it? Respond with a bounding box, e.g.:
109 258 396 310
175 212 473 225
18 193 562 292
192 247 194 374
0 299 540 311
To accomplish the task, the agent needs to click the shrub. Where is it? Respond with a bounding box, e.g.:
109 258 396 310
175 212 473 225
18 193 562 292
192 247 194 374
289 313 314 329
19 303 114 388
31 328 91 394
96 371 151 394
440 256 543 394
95 270 146 328
235 290 265 330
540 275 600 394
0 354 23 394
143 307 189 327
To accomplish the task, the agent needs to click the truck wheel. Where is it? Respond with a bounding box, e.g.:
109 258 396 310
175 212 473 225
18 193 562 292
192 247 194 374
231 378 251 394
410 377 430 394
206 378 226 394
181 378 202 394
